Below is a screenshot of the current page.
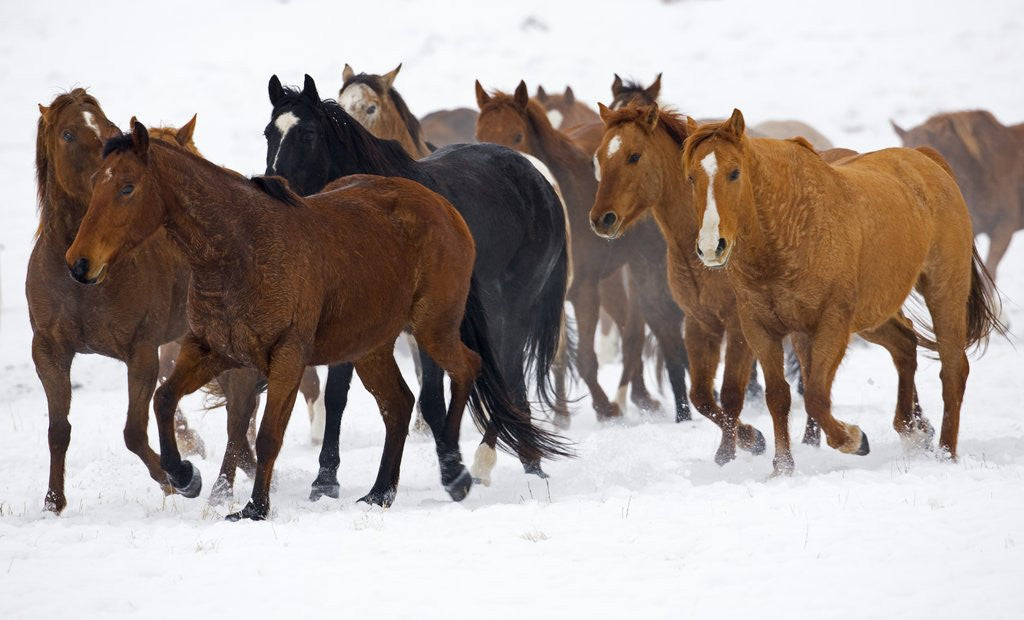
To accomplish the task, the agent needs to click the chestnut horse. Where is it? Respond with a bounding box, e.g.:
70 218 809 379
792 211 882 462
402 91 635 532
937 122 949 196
476 80 691 423
339 63 432 157
535 85 600 130
590 104 768 464
67 122 569 520
892 111 1024 280
683 109 1003 472
29 90 208 513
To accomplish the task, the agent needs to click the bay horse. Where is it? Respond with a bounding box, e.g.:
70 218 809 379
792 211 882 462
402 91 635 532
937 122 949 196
535 85 600 130
339 63 432 158
892 111 1024 280
589 104 770 464
266 75 570 493
67 122 569 520
682 109 1004 472
421 107 478 147
475 80 692 424
29 90 209 513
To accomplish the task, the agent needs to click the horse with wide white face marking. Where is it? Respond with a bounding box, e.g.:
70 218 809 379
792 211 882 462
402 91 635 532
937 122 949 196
339 63 432 158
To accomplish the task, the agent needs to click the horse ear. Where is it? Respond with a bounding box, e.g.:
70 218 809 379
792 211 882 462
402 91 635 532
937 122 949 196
642 104 660 132
598 102 612 124
686 116 699 133
514 81 529 109
382 63 402 89
342 63 355 83
536 85 548 101
269 75 285 106
564 86 575 105
131 120 150 159
302 74 320 102
891 120 908 140
176 114 197 146
725 108 745 137
129 115 139 130
475 80 491 109
611 74 623 96
37 103 50 122
646 73 662 100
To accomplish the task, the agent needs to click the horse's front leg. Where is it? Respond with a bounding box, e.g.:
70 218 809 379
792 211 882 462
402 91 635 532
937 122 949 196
153 335 231 498
32 334 74 514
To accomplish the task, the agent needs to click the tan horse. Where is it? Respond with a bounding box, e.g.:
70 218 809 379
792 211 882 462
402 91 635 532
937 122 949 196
683 109 1003 473
589 104 766 463
421 107 478 147
535 85 600 130
339 63 431 158
892 111 1024 280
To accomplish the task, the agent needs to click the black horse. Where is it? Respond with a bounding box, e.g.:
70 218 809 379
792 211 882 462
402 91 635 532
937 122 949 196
265 75 571 500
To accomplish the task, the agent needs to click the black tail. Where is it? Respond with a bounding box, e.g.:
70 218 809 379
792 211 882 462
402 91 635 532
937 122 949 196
460 278 574 462
525 232 572 412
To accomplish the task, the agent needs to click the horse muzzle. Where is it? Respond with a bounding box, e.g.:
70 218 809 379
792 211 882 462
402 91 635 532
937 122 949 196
591 210 623 239
68 257 109 285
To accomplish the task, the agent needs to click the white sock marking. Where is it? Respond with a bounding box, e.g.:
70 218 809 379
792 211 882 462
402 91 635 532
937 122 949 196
269 111 298 174
697 152 722 261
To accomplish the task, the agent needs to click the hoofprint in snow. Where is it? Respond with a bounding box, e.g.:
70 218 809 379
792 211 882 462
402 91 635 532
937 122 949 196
2 0 1024 617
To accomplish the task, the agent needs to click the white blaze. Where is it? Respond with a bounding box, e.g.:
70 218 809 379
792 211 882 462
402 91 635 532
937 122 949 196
697 152 722 260
593 153 601 181
606 135 622 158
83 111 102 139
546 108 563 128
269 111 299 174
338 83 376 126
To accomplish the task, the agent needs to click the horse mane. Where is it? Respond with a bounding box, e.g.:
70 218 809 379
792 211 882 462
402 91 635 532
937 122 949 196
682 119 741 165
250 175 305 208
275 86 417 178
344 73 428 154
615 79 650 100
603 106 692 146
35 88 103 239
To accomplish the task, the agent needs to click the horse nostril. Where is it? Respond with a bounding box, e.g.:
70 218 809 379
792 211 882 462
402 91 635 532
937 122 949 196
695 245 704 257
601 212 617 228
69 257 89 283
716 238 727 257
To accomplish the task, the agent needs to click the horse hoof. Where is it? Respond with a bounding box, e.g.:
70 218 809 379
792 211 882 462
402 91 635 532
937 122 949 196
675 403 692 423
633 395 662 414
714 447 737 466
444 467 473 502
802 431 821 447
169 460 202 498
854 430 870 456
552 412 572 430
738 426 767 455
772 456 795 476
208 474 233 506
597 402 622 421
358 488 396 508
309 481 341 502
43 490 66 515
225 500 267 522
523 461 549 479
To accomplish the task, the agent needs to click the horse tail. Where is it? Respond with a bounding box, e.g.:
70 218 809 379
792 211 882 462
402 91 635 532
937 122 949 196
460 277 574 463
524 229 571 413
964 246 1008 352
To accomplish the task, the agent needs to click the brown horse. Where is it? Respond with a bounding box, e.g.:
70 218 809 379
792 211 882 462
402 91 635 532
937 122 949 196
535 85 600 130
420 107 478 147
67 122 568 520
892 111 1024 280
589 104 767 464
682 109 1003 472
339 63 431 157
476 80 692 423
29 90 207 513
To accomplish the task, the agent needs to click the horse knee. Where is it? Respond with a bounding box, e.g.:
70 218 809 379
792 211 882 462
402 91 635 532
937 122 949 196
123 426 148 454
153 385 177 422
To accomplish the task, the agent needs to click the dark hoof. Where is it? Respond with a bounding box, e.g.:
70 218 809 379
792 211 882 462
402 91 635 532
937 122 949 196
596 402 622 422
168 460 202 498
225 500 268 521
738 426 767 456
522 461 549 479
309 481 341 502
675 402 692 423
854 430 870 456
358 488 396 508
632 394 662 413
208 474 233 506
714 446 737 466
802 430 821 447
444 467 473 502
44 490 66 515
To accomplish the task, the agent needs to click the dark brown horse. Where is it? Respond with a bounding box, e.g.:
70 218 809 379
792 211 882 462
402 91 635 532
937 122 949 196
67 122 569 520
893 111 1024 280
476 80 691 423
683 109 1004 471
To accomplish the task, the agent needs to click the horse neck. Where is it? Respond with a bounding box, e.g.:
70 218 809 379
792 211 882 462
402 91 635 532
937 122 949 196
329 121 421 183
529 110 590 189
37 171 88 250
649 127 698 246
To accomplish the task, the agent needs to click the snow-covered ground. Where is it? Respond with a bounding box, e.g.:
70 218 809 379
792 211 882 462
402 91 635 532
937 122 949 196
2 0 1023 617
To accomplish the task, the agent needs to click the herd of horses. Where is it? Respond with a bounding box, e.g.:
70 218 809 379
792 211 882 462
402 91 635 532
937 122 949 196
30 66 1015 520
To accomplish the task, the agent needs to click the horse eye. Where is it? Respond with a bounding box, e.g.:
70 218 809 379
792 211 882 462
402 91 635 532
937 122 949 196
120 184 134 196
514 133 524 144
366 105 377 114
62 130 75 143
729 168 740 181
628 153 641 164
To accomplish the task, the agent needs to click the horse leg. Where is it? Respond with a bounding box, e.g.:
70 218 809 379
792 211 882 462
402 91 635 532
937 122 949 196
720 327 765 458
209 368 262 506
417 352 476 490
746 360 764 401
310 363 355 501
598 270 626 361
551 327 572 429
153 335 231 498
601 271 641 412
683 318 726 437
790 335 820 446
570 277 619 419
630 259 689 421
803 323 870 456
983 223 1014 282
738 320 795 475
226 344 305 521
159 341 206 459
123 347 173 491
859 314 934 450
33 335 74 514
299 366 325 444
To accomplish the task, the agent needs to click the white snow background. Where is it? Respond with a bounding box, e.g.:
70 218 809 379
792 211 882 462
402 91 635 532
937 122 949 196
1 0 1023 617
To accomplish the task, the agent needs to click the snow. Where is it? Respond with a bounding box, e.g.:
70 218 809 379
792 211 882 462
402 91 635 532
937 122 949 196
2 0 1024 617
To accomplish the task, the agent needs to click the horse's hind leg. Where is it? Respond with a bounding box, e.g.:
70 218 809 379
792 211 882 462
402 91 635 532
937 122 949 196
631 260 690 422
299 366 324 444
123 347 173 492
34 335 74 513
416 352 475 488
159 341 206 459
983 222 1015 282
789 335 820 446
352 349 415 507
859 314 934 450
918 274 970 459
310 363 355 501
209 368 262 506
570 277 619 419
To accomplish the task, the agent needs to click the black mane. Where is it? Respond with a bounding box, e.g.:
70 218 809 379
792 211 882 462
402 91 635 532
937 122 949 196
341 74 429 154
102 134 133 158
250 175 305 208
